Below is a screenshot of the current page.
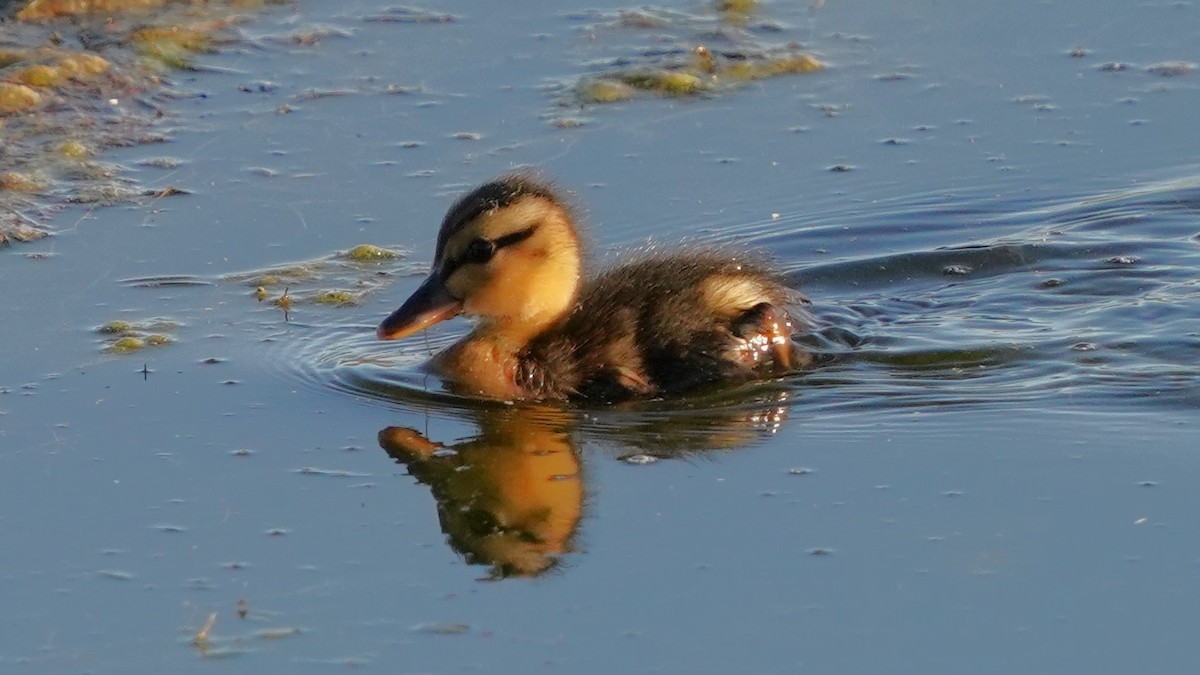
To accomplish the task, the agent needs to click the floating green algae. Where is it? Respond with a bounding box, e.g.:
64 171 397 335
314 290 358 305
108 336 147 353
715 0 759 24
95 317 179 352
570 46 822 106
1 0 288 246
0 82 42 113
97 319 136 335
559 3 824 110
618 69 708 96
231 263 325 288
17 0 168 20
131 23 219 70
0 171 46 193
344 244 399 261
8 51 110 87
225 245 416 319
576 78 636 104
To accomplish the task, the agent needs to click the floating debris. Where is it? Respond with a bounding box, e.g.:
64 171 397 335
293 466 372 478
96 569 136 580
411 621 469 635
1106 255 1139 265
364 6 456 24
551 116 588 129
193 611 218 647
1146 61 1195 77
257 627 302 640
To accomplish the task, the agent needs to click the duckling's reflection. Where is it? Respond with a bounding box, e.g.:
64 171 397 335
379 390 791 579
379 405 582 579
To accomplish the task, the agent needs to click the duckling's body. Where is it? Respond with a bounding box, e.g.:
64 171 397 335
378 175 811 402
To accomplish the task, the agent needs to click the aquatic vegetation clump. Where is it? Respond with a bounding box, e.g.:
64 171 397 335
56 139 91 160
576 78 636 104
719 52 823 81
559 3 823 110
314 290 359 305
571 46 822 106
715 0 759 24
0 171 46 193
97 319 135 334
0 0 287 246
0 82 43 113
17 0 168 20
95 317 178 353
131 23 221 70
617 69 708 96
109 336 147 353
8 51 111 87
344 243 399 261
225 245 416 320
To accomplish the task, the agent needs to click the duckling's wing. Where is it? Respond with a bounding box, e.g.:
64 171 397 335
569 251 809 398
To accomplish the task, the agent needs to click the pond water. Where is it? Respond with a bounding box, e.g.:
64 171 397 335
2 0 1199 672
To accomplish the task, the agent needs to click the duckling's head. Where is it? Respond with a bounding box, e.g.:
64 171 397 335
378 175 582 342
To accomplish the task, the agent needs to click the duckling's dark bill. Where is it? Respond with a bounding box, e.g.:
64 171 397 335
377 275 463 340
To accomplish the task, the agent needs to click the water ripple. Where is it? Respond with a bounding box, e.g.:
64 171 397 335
273 177 1200 424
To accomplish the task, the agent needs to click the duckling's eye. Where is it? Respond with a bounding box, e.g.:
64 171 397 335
464 238 495 265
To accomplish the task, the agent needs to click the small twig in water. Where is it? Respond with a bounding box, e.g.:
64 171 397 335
193 612 217 647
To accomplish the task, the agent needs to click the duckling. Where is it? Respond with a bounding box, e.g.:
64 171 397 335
377 174 812 402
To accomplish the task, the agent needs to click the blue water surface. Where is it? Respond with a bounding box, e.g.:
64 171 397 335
2 0 1198 672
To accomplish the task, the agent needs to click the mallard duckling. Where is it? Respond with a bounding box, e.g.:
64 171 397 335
377 174 811 402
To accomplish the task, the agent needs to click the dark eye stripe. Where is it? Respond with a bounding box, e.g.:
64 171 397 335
440 226 538 279
493 226 536 250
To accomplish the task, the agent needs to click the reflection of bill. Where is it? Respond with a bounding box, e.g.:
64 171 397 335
380 391 792 579
379 408 583 579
